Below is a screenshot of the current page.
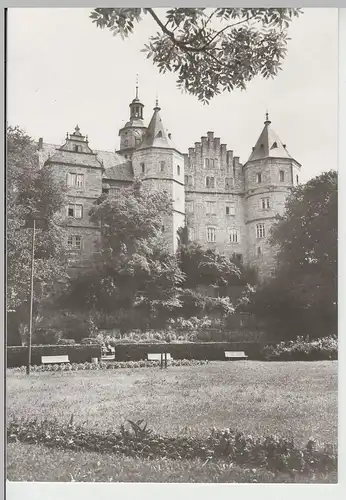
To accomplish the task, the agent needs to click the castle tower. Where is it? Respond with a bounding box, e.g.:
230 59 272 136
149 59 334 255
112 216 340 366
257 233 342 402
244 113 301 278
117 77 147 158
132 99 185 253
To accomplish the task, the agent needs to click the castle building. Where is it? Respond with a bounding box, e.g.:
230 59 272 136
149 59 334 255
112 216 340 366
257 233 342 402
38 88 301 279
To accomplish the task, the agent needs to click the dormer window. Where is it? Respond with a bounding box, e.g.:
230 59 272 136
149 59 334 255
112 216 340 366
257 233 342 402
271 142 278 149
73 145 80 152
157 131 162 138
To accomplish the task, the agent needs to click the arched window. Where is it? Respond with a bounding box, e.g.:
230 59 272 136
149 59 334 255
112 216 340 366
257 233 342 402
160 161 165 172
205 158 209 168
256 173 262 184
124 139 128 147
177 165 180 175
279 170 285 182
296 174 299 184
229 228 240 244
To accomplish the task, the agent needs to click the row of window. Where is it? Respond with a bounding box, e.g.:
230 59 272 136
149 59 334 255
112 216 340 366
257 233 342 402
185 198 270 215
185 176 235 189
140 163 181 176
188 223 266 243
255 171 299 184
186 201 236 215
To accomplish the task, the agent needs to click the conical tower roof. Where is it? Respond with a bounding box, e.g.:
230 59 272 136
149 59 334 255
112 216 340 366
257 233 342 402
247 113 293 162
139 100 175 150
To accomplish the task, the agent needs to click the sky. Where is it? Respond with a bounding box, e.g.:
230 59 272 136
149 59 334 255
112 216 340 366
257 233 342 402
7 8 338 182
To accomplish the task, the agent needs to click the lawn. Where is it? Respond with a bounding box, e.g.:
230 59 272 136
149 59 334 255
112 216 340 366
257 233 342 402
7 361 338 445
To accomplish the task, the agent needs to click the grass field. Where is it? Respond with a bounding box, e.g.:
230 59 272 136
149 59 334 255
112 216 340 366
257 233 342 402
7 361 338 445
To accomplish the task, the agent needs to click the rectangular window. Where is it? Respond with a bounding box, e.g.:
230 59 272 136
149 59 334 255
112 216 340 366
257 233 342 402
188 227 196 241
226 202 235 215
256 173 262 184
68 173 84 188
185 175 193 187
296 174 299 184
233 253 243 264
261 197 270 209
67 204 83 218
206 201 216 214
256 223 266 238
206 176 215 188
76 174 84 188
186 201 194 213
257 246 262 256
207 227 216 242
160 161 165 172
229 228 240 244
67 235 82 249
280 170 285 182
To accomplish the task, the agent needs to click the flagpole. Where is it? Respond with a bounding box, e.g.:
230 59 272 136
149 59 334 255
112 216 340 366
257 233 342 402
26 219 36 376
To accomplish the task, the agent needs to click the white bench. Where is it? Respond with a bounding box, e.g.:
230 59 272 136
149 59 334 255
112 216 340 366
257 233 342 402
225 351 248 360
147 353 172 361
41 355 70 364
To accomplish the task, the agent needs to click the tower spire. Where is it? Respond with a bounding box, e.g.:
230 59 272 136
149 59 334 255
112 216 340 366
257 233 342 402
136 74 139 100
154 93 160 111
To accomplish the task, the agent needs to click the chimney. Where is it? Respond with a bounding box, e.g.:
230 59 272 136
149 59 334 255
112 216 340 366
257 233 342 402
38 137 43 151
233 156 240 167
214 137 220 150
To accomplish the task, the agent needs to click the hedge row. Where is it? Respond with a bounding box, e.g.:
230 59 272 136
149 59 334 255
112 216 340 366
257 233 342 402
7 344 102 368
7 417 337 477
112 342 263 361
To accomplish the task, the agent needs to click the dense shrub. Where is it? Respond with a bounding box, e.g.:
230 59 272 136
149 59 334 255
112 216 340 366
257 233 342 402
9 359 209 372
260 336 337 361
56 339 75 345
7 344 102 368
7 417 337 477
33 328 62 345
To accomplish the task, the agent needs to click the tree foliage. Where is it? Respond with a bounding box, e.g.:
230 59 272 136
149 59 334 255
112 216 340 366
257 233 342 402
90 7 302 103
62 185 185 331
245 171 337 339
7 126 69 344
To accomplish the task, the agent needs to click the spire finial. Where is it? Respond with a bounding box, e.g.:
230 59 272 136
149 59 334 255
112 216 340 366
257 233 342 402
154 93 160 110
264 110 271 125
136 74 139 99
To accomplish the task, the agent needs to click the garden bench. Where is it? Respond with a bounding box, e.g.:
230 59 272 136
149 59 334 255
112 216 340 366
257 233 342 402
41 355 70 364
147 353 172 361
225 351 248 360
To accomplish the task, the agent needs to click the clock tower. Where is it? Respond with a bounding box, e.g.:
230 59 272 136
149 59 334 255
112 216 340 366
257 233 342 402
118 78 147 159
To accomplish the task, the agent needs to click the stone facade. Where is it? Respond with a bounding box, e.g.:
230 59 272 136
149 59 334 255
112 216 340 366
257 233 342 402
37 96 301 279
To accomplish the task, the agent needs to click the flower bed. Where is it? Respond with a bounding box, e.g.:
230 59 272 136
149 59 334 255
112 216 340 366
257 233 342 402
7 417 337 478
9 359 209 372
